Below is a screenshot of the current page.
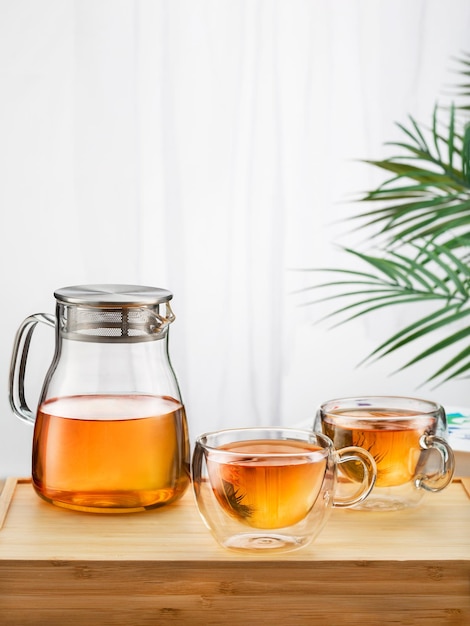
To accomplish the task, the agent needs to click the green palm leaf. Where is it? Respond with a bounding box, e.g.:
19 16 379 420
349 106 470 246
399 326 470 374
360 303 467 363
304 242 470 385
365 307 470 365
422 346 470 384
301 54 470 386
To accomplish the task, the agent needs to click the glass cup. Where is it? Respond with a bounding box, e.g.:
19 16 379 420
191 427 376 552
314 396 455 511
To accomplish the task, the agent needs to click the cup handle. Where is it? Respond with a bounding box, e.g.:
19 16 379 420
333 446 377 508
415 434 455 492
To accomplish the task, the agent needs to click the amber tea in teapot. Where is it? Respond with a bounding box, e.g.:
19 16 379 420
34 394 189 511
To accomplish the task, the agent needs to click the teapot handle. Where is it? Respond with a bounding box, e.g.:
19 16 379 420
9 313 55 424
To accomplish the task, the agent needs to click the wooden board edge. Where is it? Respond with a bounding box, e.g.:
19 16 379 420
0 477 19 530
459 476 470 498
0 477 30 530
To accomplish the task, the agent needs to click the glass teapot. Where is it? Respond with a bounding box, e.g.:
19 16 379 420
9 284 190 513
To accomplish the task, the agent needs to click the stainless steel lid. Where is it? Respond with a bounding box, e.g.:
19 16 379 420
54 284 173 306
54 285 175 342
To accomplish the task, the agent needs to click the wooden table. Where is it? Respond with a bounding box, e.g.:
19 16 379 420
1 478 469 625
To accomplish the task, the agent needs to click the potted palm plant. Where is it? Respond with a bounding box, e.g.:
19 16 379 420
300 54 470 388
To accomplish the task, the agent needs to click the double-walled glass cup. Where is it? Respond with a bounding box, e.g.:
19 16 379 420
315 396 455 511
192 427 376 552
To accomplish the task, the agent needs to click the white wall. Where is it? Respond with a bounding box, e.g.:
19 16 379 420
1 0 470 478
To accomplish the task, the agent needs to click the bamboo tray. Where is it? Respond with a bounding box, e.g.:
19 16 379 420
1 478 469 625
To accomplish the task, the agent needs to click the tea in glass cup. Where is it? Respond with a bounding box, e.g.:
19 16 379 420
315 396 455 511
191 427 376 552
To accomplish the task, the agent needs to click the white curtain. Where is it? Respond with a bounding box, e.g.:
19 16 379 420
1 0 470 476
